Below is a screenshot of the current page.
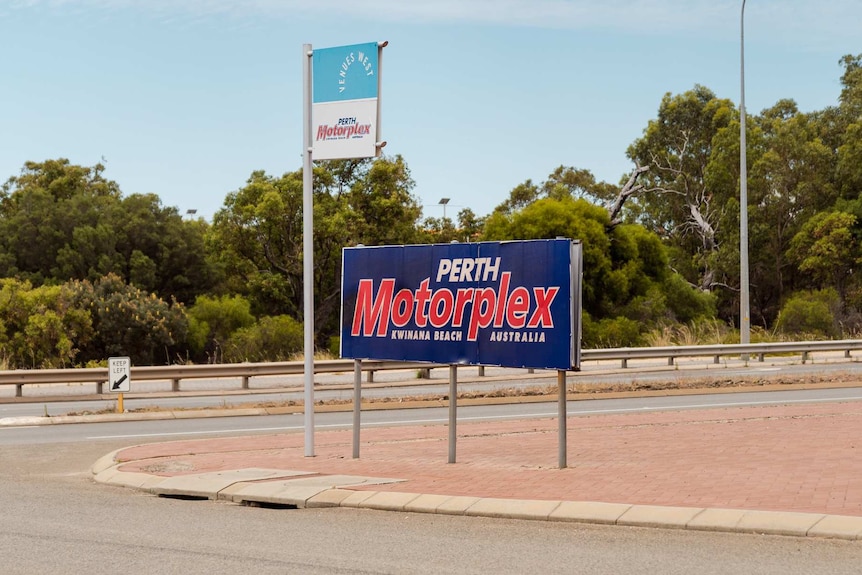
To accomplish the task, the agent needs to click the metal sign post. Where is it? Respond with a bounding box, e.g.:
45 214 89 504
303 41 386 458
353 359 362 459
448 364 457 464
558 370 567 469
302 43 315 457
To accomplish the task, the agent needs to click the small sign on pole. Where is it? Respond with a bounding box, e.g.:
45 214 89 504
108 356 130 414
108 357 131 392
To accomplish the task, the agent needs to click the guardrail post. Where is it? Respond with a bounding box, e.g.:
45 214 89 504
367 370 374 383
15 384 22 398
241 376 249 390
713 355 720 364
758 353 765 362
172 378 180 392
96 380 104 394
801 351 808 364
418 368 430 379
621 358 627 369
668 357 674 366
478 366 485 377
846 350 851 359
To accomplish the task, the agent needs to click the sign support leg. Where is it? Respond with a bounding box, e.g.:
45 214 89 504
558 370 567 469
353 359 361 459
117 393 124 414
448 364 457 464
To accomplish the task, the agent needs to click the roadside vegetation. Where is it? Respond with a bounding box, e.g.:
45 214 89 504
2 54 862 368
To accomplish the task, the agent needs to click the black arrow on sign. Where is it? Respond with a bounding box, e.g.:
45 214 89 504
111 374 128 391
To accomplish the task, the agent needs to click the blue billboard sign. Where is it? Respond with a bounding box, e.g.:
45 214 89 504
340 239 582 370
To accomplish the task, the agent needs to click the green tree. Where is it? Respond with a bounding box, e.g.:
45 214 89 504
834 55 862 202
209 156 421 344
491 166 623 220
787 211 859 303
0 160 121 284
627 86 736 293
740 101 836 326
345 156 421 245
417 208 485 245
187 294 255 363
482 194 714 346
0 159 216 303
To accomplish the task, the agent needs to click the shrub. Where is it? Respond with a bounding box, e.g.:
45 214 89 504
328 336 340 357
187 294 255 362
68 273 188 365
223 315 303 362
582 314 642 348
775 289 840 338
0 279 93 368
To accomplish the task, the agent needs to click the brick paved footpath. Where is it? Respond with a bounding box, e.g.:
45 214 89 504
115 401 862 517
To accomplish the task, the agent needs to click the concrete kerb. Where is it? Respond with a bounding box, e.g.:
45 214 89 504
617 505 705 530
150 469 309 499
465 497 562 521
226 475 406 508
807 515 862 539
90 457 862 540
549 501 632 524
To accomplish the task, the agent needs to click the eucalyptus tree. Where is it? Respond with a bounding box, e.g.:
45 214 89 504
0 159 214 303
208 155 422 343
483 193 714 346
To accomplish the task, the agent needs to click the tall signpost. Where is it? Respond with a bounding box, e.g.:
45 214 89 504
302 42 385 457
739 1 751 355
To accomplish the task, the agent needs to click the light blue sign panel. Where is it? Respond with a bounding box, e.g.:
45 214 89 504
313 42 379 103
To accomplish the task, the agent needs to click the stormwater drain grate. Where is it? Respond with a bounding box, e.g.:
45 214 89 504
240 500 299 510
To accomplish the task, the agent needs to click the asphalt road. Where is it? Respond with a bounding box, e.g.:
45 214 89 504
4 385 862 446
4 378 862 573
2 439 862 574
3 358 862 419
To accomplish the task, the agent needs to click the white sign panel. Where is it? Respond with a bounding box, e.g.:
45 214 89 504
312 99 378 160
107 356 131 393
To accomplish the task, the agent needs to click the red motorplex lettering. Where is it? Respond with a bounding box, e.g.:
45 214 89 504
350 272 559 340
316 123 371 140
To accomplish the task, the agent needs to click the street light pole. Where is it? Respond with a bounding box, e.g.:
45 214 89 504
739 0 751 347
439 197 450 220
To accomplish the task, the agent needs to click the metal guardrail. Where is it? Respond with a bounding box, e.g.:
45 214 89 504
583 340 862 368
1 340 860 398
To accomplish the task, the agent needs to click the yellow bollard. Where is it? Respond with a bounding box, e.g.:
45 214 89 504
117 393 124 414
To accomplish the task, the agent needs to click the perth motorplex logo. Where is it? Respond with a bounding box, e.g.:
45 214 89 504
316 116 372 142
350 257 560 343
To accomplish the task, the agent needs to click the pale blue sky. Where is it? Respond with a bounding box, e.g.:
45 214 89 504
1 1 860 221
